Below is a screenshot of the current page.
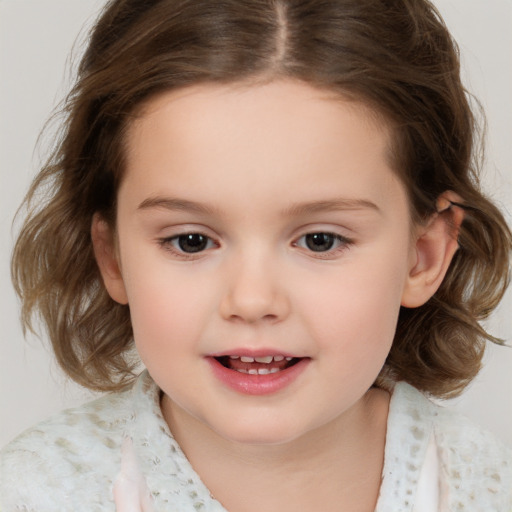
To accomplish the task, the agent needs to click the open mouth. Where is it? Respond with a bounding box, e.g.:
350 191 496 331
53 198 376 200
214 355 302 375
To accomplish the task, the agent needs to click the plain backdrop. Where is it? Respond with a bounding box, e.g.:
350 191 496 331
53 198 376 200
1 0 511 448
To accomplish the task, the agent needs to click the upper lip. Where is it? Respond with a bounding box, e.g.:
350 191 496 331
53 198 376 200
208 348 301 359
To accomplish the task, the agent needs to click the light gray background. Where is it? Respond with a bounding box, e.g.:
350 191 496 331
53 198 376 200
1 0 511 448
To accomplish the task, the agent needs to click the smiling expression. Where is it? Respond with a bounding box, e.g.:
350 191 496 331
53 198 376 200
102 80 418 445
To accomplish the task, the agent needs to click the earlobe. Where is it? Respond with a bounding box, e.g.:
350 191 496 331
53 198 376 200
91 214 129 305
401 191 465 308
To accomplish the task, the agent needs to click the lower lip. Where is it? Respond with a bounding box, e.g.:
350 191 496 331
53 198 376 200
207 357 309 396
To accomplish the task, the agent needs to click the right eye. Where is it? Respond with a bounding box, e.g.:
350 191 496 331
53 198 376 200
161 233 216 254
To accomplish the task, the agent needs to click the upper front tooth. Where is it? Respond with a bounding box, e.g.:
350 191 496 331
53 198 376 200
255 356 273 364
273 355 285 362
241 356 255 363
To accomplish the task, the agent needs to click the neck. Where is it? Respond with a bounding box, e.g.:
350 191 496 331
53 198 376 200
162 388 390 512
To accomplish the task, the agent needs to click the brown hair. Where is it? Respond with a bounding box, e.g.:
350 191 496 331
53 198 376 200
12 0 511 397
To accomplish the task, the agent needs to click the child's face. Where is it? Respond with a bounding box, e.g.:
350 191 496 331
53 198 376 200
104 80 418 444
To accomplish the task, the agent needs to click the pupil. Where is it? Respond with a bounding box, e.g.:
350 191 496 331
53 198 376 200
178 234 207 253
305 233 335 252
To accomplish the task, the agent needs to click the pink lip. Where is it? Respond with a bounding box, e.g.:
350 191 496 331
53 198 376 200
207 356 309 396
209 348 297 358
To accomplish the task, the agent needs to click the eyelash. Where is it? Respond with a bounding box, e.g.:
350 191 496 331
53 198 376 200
158 232 218 260
157 231 354 260
293 232 353 259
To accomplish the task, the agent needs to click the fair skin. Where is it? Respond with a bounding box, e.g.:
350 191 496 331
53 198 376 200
92 80 462 511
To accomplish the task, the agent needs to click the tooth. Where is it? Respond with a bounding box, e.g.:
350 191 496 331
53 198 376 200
257 368 270 375
285 357 293 361
248 369 258 375
273 355 285 362
269 368 280 374
229 355 240 360
236 369 248 374
241 356 255 363
255 356 273 364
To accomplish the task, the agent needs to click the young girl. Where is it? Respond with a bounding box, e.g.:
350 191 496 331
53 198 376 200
1 0 511 510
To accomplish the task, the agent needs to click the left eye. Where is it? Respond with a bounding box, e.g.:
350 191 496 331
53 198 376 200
295 232 349 252
168 233 215 253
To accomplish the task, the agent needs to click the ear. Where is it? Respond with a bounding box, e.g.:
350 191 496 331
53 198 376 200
401 191 465 308
91 213 129 305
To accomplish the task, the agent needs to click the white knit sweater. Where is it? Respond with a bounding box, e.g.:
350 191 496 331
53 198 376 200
1 371 510 511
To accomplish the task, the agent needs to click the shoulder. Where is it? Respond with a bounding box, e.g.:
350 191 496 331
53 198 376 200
0 384 134 511
390 381 512 510
433 400 512 509
0 371 226 512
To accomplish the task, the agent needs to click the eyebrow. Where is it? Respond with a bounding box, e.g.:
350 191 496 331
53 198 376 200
137 196 381 217
137 196 220 215
282 198 381 217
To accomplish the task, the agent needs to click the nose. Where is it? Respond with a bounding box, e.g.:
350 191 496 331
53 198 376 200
218 250 290 324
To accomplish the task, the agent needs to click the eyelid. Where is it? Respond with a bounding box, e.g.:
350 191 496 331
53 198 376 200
292 230 354 259
157 229 220 260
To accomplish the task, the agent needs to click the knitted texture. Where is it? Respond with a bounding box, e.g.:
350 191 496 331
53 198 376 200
377 382 512 511
1 371 511 511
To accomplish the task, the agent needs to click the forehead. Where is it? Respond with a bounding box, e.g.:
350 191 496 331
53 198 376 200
131 79 389 139
120 80 405 217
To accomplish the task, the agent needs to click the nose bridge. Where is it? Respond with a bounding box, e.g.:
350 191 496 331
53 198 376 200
219 242 289 323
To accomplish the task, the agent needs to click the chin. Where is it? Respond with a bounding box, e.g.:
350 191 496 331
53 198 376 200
223 432 301 447
212 418 314 447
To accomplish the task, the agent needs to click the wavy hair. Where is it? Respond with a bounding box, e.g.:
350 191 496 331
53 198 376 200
12 0 511 397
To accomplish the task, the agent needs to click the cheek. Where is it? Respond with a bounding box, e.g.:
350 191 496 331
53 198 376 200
298 246 409 354
119 248 214 356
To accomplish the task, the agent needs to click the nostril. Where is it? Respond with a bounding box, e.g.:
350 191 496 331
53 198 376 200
219 279 290 324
